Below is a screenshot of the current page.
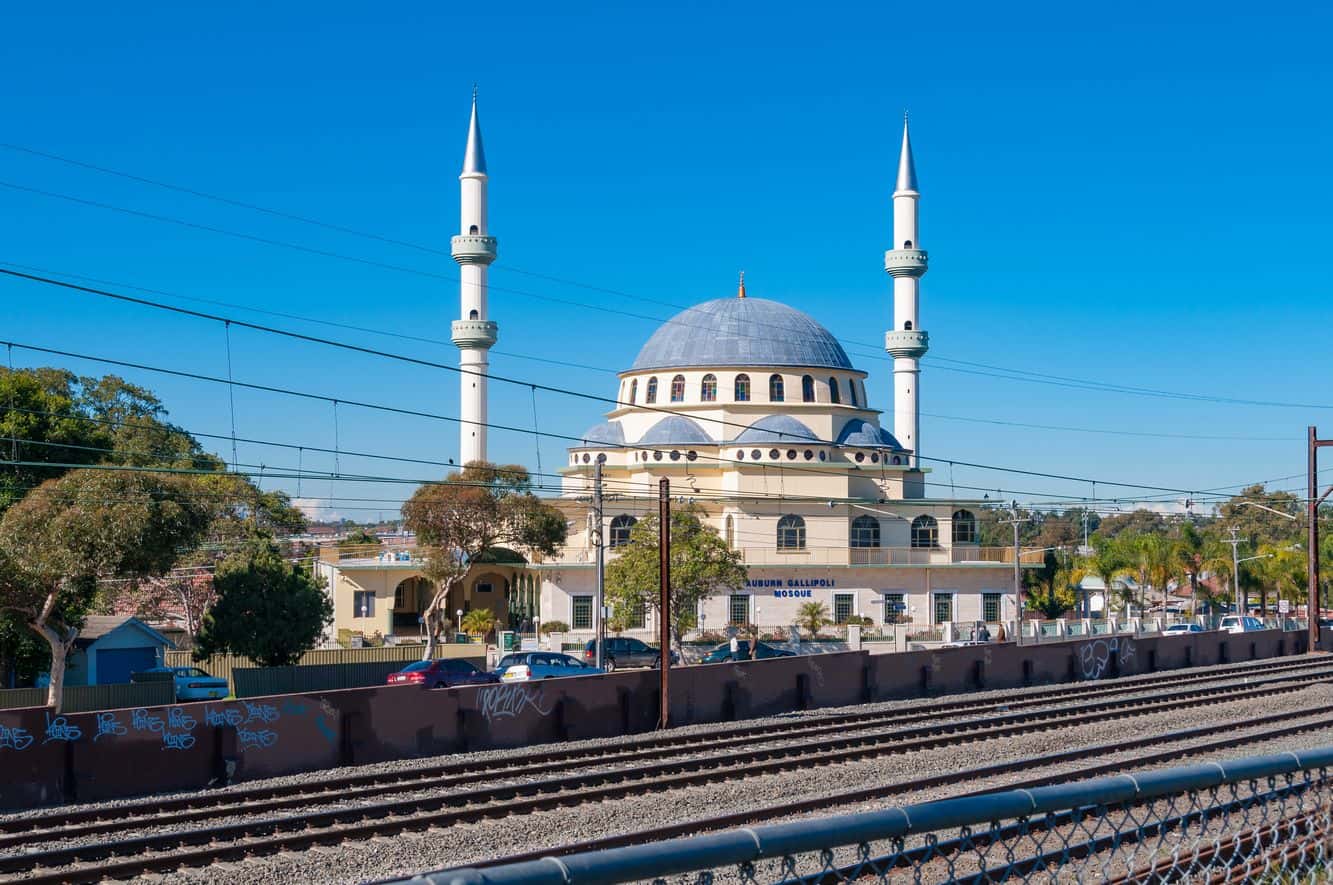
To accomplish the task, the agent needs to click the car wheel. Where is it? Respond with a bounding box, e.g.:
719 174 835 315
604 657 617 672
651 656 661 669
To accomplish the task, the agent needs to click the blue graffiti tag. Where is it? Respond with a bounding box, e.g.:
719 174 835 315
132 708 164 733
42 713 82 744
0 723 34 751
93 712 127 742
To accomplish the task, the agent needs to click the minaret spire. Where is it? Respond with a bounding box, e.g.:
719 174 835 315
451 90 499 466
884 114 929 468
737 271 746 299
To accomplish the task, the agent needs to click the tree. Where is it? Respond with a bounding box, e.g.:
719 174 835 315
604 508 747 653
402 463 566 658
1024 551 1081 618
796 602 829 638
0 367 111 513
1084 538 1134 616
1096 509 1168 540
193 537 332 667
1217 485 1302 548
1126 533 1177 615
0 469 211 709
338 528 381 554
461 607 498 638
1256 544 1306 615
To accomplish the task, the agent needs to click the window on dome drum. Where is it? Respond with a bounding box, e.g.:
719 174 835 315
777 514 806 550
828 377 841 404
769 374 784 402
729 594 750 626
670 375 686 402
628 379 637 404
933 593 953 625
646 377 658 403
848 380 859 407
850 515 880 548
911 515 939 548
952 509 978 544
904 321 913 330
701 374 717 402
609 514 637 548
883 592 906 624
469 309 478 320
904 239 913 248
735 374 751 402
572 595 593 630
470 225 479 235
802 375 815 402
833 593 854 625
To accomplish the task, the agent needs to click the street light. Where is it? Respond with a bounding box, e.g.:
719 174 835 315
455 608 464 636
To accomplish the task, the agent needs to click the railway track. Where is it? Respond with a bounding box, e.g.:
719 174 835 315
5 657 1333 882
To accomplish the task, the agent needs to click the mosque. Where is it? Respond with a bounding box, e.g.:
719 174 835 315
320 97 1038 644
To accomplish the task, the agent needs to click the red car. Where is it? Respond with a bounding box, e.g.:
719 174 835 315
386 658 497 688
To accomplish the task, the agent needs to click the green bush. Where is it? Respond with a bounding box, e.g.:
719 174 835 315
539 620 570 635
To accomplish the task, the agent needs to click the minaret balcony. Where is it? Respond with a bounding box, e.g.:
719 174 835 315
451 319 498 349
450 235 498 265
884 249 928 278
885 329 929 359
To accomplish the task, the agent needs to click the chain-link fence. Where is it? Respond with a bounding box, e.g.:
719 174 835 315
402 746 1333 884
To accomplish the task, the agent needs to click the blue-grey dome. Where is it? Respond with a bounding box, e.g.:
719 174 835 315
576 421 625 447
731 415 823 445
637 416 714 446
836 419 903 449
630 298 855 371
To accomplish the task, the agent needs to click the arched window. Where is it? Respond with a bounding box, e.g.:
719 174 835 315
904 321 913 331
952 509 978 544
470 224 479 235
628 379 638 404
701 374 717 402
609 515 637 548
769 374 784 402
776 514 806 550
724 514 734 547
911 515 939 548
670 375 686 402
850 515 880 548
646 377 658 404
828 377 841 404
802 375 815 402
734 374 751 402
903 239 913 248
469 309 479 320
848 379 859 407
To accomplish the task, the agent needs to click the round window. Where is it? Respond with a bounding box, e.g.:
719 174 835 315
687 451 698 461
803 450 814 460
582 453 590 463
596 453 607 463
670 450 681 461
855 452 865 463
786 449 797 460
751 449 762 460
736 450 745 460
768 449 780 460
871 453 879 463
653 451 663 461
818 451 827 461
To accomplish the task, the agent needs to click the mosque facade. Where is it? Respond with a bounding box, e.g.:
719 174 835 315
320 100 1038 645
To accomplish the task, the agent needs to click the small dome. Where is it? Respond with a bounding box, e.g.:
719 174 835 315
836 419 903 449
636 416 713 446
630 298 855 371
576 421 625 447
731 415 822 444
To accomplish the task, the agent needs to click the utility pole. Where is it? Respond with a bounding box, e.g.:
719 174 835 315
999 502 1030 643
1308 426 1333 651
658 478 670 730
593 459 605 671
1226 529 1244 616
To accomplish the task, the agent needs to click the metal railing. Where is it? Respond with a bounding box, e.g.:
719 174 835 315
406 746 1333 884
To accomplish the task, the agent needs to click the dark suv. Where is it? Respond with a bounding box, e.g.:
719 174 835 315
582 637 677 671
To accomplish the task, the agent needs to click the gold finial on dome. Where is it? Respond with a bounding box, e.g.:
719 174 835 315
737 270 746 299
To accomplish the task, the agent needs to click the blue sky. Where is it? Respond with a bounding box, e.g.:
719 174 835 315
2 1 1330 520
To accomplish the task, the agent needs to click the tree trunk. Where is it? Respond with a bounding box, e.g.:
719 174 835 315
421 578 460 661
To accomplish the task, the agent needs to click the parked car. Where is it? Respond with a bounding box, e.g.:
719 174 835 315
495 652 604 682
1219 615 1265 634
137 666 230 701
582 637 679 671
700 640 795 664
386 658 497 688
1163 623 1204 636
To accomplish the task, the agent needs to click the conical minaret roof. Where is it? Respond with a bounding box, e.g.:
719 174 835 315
894 114 917 193
462 92 487 175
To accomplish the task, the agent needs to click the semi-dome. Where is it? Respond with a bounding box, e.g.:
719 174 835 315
731 415 823 445
636 415 714 446
630 297 855 372
576 421 625 447
836 419 904 449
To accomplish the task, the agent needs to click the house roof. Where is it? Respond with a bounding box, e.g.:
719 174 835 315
76 615 175 649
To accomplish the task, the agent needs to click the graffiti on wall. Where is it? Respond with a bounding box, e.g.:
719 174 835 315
478 683 555 724
1078 637 1136 680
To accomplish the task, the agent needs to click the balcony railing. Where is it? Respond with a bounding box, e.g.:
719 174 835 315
735 546 1046 566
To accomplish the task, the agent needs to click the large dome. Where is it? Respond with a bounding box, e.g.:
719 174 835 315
630 297 854 372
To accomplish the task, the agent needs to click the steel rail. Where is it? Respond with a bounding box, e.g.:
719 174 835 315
2 652 1320 842
4 658 1329 853
9 670 1333 882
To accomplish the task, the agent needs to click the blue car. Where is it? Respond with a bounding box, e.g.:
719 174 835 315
138 666 230 701
495 652 603 682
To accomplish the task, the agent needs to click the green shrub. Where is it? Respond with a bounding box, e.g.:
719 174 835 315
539 620 570 635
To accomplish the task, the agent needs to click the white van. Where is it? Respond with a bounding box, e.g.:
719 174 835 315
1219 615 1264 634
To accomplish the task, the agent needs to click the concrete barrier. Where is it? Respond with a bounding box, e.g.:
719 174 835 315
0 627 1317 811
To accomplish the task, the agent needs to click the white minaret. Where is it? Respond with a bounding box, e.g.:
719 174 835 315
884 114 929 466
451 91 498 466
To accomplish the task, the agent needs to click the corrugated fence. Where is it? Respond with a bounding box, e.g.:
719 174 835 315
0 682 174 713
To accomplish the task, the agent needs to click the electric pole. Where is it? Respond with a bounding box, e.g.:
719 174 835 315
593 458 605 671
658 478 670 730
1308 426 1333 651
999 502 1030 643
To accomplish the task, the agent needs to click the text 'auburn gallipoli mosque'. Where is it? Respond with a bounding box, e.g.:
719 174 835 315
318 97 1038 641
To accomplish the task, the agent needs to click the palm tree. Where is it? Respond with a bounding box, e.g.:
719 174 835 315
797 602 829 639
1129 534 1176 617
1085 539 1134 618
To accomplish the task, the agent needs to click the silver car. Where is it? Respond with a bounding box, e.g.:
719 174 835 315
495 652 604 682
1219 615 1264 634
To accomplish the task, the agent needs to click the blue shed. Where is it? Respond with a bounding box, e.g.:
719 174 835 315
63 616 176 686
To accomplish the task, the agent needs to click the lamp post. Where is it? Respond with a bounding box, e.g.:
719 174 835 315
455 608 463 636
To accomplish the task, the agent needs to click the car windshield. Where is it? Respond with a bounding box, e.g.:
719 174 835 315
186 667 213 677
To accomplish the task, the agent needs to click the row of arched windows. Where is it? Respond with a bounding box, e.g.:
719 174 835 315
625 374 861 406
607 510 977 552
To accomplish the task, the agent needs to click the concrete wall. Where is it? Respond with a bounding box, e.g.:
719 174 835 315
0 627 1317 812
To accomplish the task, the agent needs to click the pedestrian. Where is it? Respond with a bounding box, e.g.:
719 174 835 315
729 633 740 662
978 624 991 643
